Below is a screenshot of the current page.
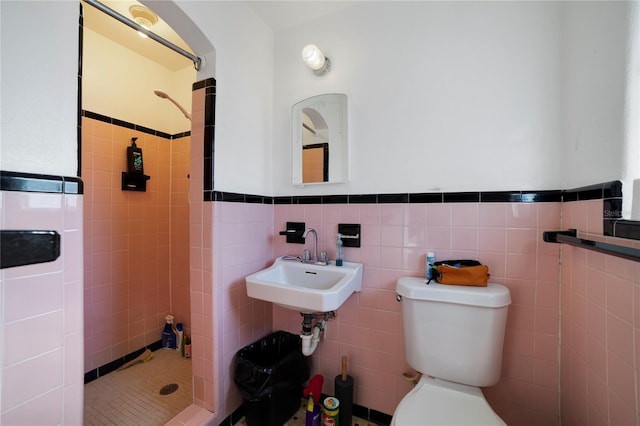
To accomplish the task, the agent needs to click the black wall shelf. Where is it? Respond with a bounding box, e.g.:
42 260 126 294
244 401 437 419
543 229 640 263
121 172 150 191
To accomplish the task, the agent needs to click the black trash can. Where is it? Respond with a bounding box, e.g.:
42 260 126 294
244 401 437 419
234 331 310 426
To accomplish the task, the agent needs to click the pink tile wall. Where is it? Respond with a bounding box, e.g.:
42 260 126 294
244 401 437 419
214 202 274 418
189 86 274 418
272 201 562 424
189 86 209 410
1 191 84 424
171 136 192 335
82 117 190 372
561 200 640 425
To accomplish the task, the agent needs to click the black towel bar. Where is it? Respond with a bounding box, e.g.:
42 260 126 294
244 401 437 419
543 228 640 263
1 230 61 269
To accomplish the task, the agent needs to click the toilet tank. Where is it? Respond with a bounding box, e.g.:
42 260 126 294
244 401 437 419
396 277 511 387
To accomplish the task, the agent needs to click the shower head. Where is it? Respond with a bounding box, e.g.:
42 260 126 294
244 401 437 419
154 89 191 121
154 90 169 99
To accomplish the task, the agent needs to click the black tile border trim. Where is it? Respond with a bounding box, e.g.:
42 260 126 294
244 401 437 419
205 181 639 241
82 110 191 140
205 191 273 204
198 78 216 192
206 189 563 205
613 220 640 240
563 180 623 201
207 182 627 206
1 171 83 194
5 171 636 241
83 340 163 384
563 180 638 240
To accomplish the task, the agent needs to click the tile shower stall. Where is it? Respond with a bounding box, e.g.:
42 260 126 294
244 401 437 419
81 114 191 374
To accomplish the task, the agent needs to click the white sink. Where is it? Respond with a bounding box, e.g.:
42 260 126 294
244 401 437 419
245 256 363 313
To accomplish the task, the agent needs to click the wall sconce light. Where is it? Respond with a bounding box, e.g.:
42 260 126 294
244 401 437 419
302 44 331 76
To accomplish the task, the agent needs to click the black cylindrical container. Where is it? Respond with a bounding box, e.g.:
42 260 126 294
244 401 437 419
334 356 353 426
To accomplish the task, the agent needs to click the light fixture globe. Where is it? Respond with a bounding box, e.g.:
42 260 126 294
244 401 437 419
129 5 158 38
302 44 331 76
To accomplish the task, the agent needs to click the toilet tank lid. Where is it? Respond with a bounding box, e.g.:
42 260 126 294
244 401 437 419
396 277 511 308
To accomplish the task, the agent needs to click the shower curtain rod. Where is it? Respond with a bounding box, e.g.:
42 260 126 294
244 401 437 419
83 0 202 71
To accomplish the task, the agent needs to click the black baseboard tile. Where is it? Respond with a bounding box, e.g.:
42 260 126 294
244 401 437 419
218 404 245 426
84 340 162 384
221 399 392 426
369 407 393 425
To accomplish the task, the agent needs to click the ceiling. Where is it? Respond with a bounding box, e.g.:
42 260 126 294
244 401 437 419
246 1 355 32
82 0 195 71
82 0 355 71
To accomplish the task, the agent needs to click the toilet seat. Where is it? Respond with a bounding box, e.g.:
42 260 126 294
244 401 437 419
391 376 506 426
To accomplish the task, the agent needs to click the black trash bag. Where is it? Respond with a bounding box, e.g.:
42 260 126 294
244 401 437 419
234 331 310 400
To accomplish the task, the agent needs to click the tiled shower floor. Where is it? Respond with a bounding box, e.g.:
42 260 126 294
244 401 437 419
84 349 192 425
84 348 380 426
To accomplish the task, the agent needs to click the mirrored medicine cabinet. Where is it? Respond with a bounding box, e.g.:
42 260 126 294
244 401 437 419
291 93 348 185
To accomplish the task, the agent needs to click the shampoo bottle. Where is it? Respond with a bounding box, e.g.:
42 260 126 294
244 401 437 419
127 137 144 174
162 315 177 349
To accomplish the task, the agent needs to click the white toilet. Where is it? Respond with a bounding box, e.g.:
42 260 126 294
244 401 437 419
392 276 511 425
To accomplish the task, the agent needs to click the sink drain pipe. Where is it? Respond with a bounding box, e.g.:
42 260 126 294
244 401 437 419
300 312 335 356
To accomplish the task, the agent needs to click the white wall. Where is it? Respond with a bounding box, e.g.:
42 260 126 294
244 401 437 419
1 0 274 197
562 1 637 214
82 28 195 135
2 1 632 196
1 1 79 177
174 1 275 196
273 2 565 195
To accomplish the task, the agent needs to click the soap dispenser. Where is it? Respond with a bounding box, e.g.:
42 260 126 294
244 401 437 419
336 234 344 266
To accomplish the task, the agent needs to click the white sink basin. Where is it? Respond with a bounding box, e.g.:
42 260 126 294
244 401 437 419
245 256 363 313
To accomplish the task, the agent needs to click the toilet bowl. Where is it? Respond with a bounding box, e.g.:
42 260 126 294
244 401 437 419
392 276 511 426
391 376 505 425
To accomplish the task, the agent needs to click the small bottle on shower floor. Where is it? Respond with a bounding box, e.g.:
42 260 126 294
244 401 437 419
176 323 184 353
162 315 177 349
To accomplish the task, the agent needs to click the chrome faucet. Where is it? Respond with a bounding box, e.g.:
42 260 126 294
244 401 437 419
302 228 318 262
